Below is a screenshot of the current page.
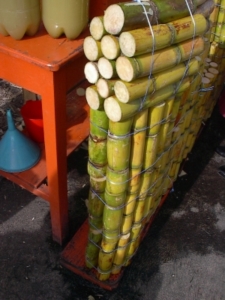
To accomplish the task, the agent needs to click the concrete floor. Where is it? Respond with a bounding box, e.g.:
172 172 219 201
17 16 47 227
0 106 225 300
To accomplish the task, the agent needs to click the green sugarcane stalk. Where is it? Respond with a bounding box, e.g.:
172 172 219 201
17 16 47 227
109 118 134 136
85 227 102 268
90 108 109 140
88 189 105 218
88 134 107 166
103 204 124 231
103 0 208 35
107 134 131 171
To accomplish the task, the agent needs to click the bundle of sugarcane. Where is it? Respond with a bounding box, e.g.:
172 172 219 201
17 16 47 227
83 1 214 281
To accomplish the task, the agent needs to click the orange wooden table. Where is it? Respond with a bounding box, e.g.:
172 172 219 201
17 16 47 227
0 25 90 245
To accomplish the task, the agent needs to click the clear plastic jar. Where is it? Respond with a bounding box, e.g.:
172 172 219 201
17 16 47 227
0 0 41 40
41 0 89 39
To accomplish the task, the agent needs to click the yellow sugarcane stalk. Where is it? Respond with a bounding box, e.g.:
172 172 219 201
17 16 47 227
114 58 199 103
119 14 208 57
214 0 225 42
104 78 191 122
209 0 221 42
116 37 204 82
130 109 148 168
111 233 130 274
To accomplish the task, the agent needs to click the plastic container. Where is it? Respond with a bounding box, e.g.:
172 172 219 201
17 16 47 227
41 0 89 39
20 100 44 143
0 0 41 40
0 110 41 173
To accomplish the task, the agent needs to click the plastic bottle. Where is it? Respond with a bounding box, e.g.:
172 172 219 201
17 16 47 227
0 0 41 40
41 0 89 40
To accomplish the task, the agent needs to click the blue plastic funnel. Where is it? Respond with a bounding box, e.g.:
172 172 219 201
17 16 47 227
0 110 41 173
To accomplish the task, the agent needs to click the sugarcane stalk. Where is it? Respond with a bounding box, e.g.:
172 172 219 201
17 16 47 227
143 134 159 170
116 37 204 82
107 133 131 171
83 36 103 61
103 0 207 35
124 192 139 215
90 108 109 140
115 58 199 103
106 167 129 194
88 134 107 166
127 167 142 194
87 159 107 178
98 249 115 272
147 101 165 135
88 189 105 217
214 0 225 43
96 78 117 98
90 176 106 193
119 14 208 57
103 204 124 231
101 35 121 60
101 229 120 252
103 2 157 35
86 85 105 110
111 233 130 274
109 118 134 136
90 16 107 41
121 213 134 234
219 21 225 47
85 228 102 268
209 0 221 42
98 57 118 80
154 0 206 23
104 78 190 122
195 0 215 17
139 169 154 200
105 189 127 207
130 109 148 168
209 41 219 60
89 215 103 232
157 119 172 154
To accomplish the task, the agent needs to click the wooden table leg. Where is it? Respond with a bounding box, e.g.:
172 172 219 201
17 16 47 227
41 70 69 245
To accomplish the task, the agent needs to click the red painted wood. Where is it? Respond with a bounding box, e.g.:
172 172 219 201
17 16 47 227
60 190 171 290
0 25 90 245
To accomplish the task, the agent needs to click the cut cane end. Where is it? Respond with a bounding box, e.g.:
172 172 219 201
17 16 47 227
86 87 100 110
101 35 120 60
96 78 109 98
90 16 105 41
114 81 130 103
104 97 122 122
84 62 99 84
103 4 124 35
116 56 134 82
98 57 113 79
83 36 99 61
119 32 136 57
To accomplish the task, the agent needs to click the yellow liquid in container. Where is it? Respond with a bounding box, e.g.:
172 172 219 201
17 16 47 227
0 0 41 40
42 0 89 39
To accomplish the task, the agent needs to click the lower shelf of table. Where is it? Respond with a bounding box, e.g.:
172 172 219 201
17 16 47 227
60 190 170 291
0 80 90 201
